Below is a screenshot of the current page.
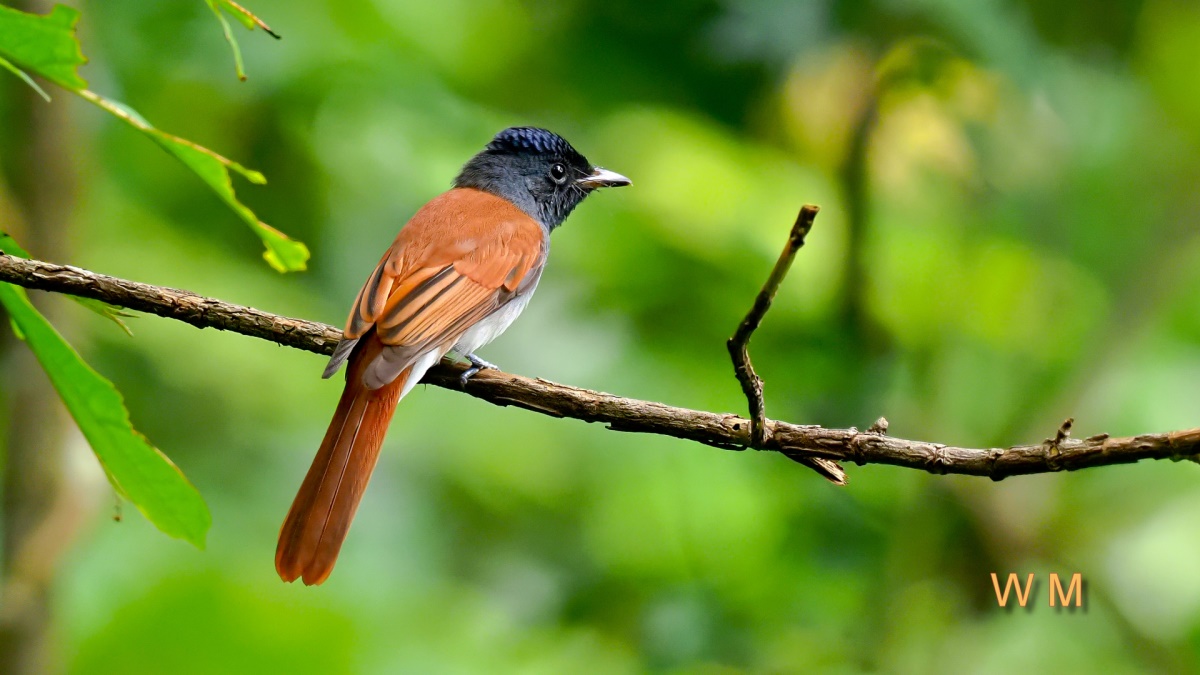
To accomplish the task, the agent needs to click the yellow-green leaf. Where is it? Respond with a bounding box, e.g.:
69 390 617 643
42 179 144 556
77 91 310 272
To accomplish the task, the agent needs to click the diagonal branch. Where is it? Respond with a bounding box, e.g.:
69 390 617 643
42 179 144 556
727 205 845 484
0 252 1197 480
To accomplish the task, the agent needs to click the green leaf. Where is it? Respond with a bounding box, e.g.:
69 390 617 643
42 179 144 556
73 297 136 336
0 283 210 548
0 232 33 258
76 91 311 272
204 0 281 81
0 4 307 272
0 232 135 334
0 3 86 89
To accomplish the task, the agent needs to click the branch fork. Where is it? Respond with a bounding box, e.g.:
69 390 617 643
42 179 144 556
726 205 846 484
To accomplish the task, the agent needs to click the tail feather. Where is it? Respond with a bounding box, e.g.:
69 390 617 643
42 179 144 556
276 348 408 585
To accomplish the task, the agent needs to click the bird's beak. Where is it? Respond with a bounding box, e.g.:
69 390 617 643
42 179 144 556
577 167 631 189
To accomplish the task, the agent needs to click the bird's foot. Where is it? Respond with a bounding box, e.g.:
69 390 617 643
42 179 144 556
460 353 499 387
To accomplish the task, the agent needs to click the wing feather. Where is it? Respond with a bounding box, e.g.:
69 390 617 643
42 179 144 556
324 188 546 386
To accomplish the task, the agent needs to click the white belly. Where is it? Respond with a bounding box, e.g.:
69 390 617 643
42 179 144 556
451 280 539 357
364 277 541 396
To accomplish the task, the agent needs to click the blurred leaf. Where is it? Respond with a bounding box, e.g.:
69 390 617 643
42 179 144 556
76 91 310 272
0 3 87 89
0 233 134 334
1137 0 1200 144
876 37 959 95
0 283 210 548
0 4 307 272
204 0 281 81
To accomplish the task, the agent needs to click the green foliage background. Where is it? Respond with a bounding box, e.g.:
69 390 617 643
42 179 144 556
3 0 1200 672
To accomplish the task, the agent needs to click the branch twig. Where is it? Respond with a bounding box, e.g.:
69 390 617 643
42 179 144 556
0 253 1197 480
726 205 845 484
728 205 817 447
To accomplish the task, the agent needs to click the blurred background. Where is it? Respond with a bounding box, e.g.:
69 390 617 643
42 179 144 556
1 0 1199 671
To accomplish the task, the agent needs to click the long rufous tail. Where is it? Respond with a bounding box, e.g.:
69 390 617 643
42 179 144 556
276 342 408 585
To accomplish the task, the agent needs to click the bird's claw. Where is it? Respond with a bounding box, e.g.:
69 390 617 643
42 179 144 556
459 353 499 387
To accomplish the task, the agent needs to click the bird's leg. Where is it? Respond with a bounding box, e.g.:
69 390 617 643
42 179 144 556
460 353 500 386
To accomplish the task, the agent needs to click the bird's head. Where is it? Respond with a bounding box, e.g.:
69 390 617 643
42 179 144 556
454 127 631 230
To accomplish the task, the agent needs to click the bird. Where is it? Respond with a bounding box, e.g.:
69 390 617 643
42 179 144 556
276 127 630 585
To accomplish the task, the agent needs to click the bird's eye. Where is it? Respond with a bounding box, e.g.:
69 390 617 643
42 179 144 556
550 163 568 184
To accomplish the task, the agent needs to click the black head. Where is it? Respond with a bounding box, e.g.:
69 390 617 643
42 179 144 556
454 127 630 230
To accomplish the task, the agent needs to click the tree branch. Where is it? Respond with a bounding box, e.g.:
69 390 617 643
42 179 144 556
0 252 1197 480
727 205 845 484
